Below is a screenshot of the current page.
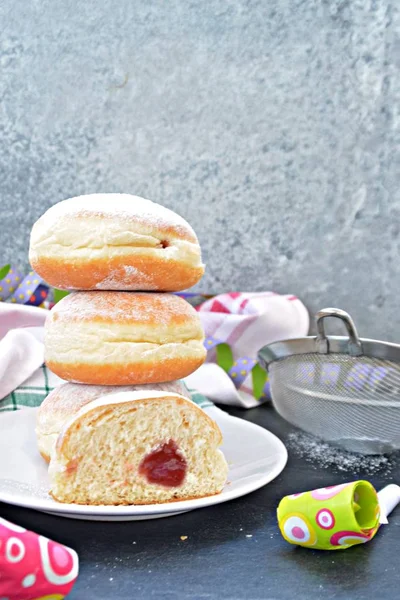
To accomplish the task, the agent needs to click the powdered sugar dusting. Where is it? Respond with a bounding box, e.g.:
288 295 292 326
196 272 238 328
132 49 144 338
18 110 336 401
35 194 197 241
1 479 51 500
288 432 399 475
95 266 154 290
124 266 152 279
48 291 200 325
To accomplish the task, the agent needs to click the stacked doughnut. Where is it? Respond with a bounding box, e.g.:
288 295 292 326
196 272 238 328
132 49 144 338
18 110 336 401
30 194 228 505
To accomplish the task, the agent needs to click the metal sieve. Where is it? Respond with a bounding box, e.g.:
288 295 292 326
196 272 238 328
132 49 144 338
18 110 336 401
258 308 400 455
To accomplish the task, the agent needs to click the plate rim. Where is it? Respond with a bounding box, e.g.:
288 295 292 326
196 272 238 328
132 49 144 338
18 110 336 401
0 408 287 517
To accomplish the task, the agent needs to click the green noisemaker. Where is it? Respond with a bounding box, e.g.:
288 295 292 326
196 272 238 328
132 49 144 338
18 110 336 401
277 481 400 551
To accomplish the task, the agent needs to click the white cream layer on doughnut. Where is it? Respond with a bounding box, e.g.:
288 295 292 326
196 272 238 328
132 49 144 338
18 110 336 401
29 194 204 274
45 321 205 365
30 219 202 269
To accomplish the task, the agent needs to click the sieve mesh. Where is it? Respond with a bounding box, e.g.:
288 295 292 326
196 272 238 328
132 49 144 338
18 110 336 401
269 353 400 454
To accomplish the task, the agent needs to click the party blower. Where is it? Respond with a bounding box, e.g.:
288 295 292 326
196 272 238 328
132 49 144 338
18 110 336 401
277 481 400 550
0 517 79 599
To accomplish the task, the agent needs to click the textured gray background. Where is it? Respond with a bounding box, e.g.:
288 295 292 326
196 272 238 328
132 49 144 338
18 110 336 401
1 0 399 339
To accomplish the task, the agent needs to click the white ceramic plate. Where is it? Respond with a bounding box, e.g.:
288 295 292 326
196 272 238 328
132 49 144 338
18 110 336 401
0 407 287 521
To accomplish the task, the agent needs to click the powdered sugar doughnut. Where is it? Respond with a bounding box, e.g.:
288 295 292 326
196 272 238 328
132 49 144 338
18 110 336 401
29 193 204 292
44 291 206 386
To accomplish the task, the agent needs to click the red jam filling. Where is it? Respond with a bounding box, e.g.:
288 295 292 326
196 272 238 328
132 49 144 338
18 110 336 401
138 440 187 487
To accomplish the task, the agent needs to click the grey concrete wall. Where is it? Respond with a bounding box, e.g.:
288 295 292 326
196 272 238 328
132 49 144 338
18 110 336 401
1 0 399 340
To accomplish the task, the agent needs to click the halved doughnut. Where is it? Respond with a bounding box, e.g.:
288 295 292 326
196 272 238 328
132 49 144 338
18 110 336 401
48 391 228 505
36 380 191 462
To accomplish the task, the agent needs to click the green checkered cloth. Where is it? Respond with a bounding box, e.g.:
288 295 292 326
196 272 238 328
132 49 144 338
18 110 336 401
0 365 213 412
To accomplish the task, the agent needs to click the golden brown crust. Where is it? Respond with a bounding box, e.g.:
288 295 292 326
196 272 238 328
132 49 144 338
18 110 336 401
49 488 222 505
31 254 204 292
40 450 50 463
46 356 205 386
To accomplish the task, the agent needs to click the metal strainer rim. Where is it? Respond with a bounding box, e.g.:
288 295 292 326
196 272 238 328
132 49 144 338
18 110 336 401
258 308 400 369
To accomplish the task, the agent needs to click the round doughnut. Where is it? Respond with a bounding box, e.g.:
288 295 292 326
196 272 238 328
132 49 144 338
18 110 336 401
36 380 191 462
29 193 204 291
44 291 206 385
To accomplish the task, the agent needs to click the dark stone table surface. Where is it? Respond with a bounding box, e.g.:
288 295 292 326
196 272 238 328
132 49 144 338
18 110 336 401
1 404 398 600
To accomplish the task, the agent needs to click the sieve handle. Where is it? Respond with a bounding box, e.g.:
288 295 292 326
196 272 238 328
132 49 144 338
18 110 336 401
316 308 363 356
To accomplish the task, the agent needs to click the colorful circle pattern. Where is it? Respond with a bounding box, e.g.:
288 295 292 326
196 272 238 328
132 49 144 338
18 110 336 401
0 517 78 599
330 530 375 547
316 508 335 530
281 513 317 547
311 484 351 500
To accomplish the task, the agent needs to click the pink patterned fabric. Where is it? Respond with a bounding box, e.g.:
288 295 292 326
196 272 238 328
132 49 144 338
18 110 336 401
186 291 309 408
